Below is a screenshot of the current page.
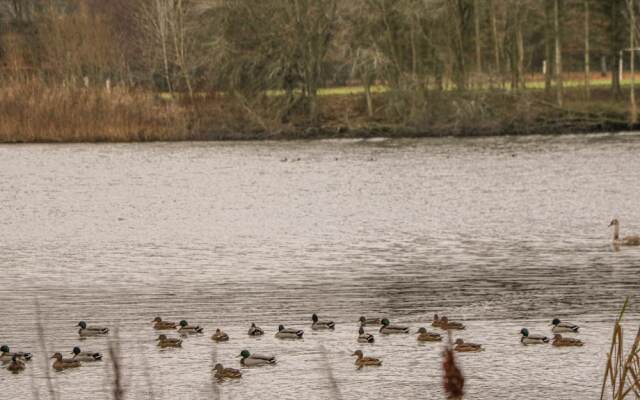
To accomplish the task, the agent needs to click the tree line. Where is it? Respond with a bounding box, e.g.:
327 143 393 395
0 0 638 122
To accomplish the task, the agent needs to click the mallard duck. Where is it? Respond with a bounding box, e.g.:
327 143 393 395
71 347 102 361
358 326 374 343
177 320 203 335
609 219 640 246
248 323 264 336
77 321 109 337
454 339 483 352
211 329 229 342
275 325 304 339
152 317 177 330
550 318 579 333
311 313 335 330
213 363 242 379
358 316 381 326
552 334 584 347
379 318 409 334
436 316 466 330
156 334 182 348
7 355 25 373
51 352 81 370
351 350 382 369
0 345 32 362
417 327 442 342
237 350 276 366
520 328 549 345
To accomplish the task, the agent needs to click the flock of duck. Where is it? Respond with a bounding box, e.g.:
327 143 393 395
0 219 633 380
1 313 584 379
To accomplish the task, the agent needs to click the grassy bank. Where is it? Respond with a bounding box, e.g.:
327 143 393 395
0 79 635 143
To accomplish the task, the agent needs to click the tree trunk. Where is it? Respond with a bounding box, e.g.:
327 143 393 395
629 0 637 124
517 19 525 89
489 0 501 87
544 0 553 94
584 0 591 100
554 0 563 106
610 0 625 97
364 78 373 118
474 0 482 76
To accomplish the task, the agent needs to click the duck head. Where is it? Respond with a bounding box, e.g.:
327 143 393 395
72 347 81 355
551 318 561 326
520 328 529 337
77 321 87 329
0 345 9 353
51 353 63 361
381 318 390 326
179 320 188 327
156 334 167 341
358 316 366 323
213 363 224 371
609 219 619 227
152 317 162 323
418 327 428 334
454 339 464 345
312 314 319 323
238 350 250 359
351 350 363 357
278 324 285 331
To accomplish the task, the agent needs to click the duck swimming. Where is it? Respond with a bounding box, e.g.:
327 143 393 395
238 350 276 366
248 323 264 336
152 317 177 330
454 339 483 352
351 350 382 369
213 363 242 380
609 219 640 246
358 316 381 326
77 321 109 337
275 325 304 339
379 318 409 334
71 347 102 361
552 334 584 347
0 345 32 362
177 320 203 335
211 329 230 342
7 355 25 373
311 314 335 330
433 315 465 330
520 328 550 345
550 318 579 333
357 326 374 343
51 352 81 370
417 327 442 342
156 334 182 348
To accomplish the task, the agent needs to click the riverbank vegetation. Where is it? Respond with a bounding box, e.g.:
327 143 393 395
1 0 640 142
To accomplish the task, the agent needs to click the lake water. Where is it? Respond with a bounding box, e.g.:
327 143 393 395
0 134 639 400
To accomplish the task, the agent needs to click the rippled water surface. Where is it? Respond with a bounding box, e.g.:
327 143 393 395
1 134 639 399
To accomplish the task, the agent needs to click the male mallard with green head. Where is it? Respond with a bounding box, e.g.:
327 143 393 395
77 321 109 337
211 328 230 342
51 352 81 370
550 318 579 333
379 318 409 334
275 325 304 339
152 317 177 330
156 334 182 348
552 334 584 347
237 350 276 366
351 350 382 369
71 347 102 361
213 363 242 380
520 328 549 345
0 345 32 362
357 326 374 343
311 313 335 330
417 327 442 342
454 339 483 352
177 320 203 335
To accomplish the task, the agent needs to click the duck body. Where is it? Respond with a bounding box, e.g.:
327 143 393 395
610 219 640 246
357 327 374 343
7 356 25 373
152 317 177 330
248 323 264 336
211 329 230 342
178 320 203 335
520 328 549 345
51 353 81 370
550 318 579 333
77 321 109 337
71 347 102 361
275 325 304 339
0 346 32 362
454 339 484 352
379 318 409 334
311 314 335 330
156 334 182 348
433 315 465 330
239 350 276 367
358 316 381 326
352 350 381 369
213 363 242 379
417 327 442 342
552 334 584 347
